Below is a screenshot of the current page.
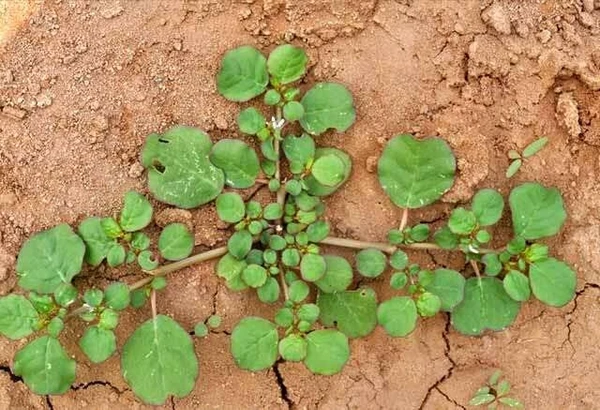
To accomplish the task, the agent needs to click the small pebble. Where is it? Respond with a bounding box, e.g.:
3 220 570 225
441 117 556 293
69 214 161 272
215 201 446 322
101 4 124 19
536 29 552 44
365 156 378 173
36 94 52 108
214 115 228 130
128 162 144 178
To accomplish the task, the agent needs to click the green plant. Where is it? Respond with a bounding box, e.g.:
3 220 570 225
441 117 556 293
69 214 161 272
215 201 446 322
0 44 576 404
506 136 548 178
469 370 523 408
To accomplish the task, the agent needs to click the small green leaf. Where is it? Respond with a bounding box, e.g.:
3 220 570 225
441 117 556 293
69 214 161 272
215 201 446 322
497 379 511 396
498 397 523 408
509 183 566 240
122 315 198 405
78 217 115 266
389 250 408 270
529 258 576 307
138 250 159 270
279 334 307 362
409 224 430 242
237 107 265 135
318 288 377 338
300 254 327 282
104 282 131 311
119 191 153 232
47 317 64 338
210 139 260 189
263 203 283 220
130 232 150 251
448 207 477 235
130 289 148 308
304 329 349 375
16 224 85 294
215 193 246 223
107 244 126 267
434 226 459 249
377 296 417 337
79 326 117 363
13 336 76 395
159 223 194 261
306 221 329 243
217 46 268 102
522 136 548 158
283 134 315 168
304 148 352 197
194 323 208 337
242 264 268 288
451 277 520 336
257 277 280 303
416 292 442 317
356 248 387 278
83 289 103 307
99 308 119 330
267 44 307 84
216 253 247 282
101 218 123 238
275 308 294 327
472 189 504 226
228 230 253 260
503 271 531 302
298 303 320 323
151 276 167 290
0 295 39 340
289 280 310 303
282 248 301 267
378 134 455 209
283 101 305 121
315 255 353 293
311 154 345 187
300 82 355 135
141 126 224 208
390 272 408 290
207 315 221 328
482 254 502 276
54 284 78 307
489 369 502 385
469 393 496 406
423 269 466 312
231 317 278 371
264 89 281 105
508 149 521 159
506 159 522 178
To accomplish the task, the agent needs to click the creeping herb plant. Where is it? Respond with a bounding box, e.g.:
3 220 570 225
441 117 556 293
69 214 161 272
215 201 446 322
470 370 524 409
0 44 576 404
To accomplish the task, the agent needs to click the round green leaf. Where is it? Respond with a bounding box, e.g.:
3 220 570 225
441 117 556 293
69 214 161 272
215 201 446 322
130 289 148 308
159 223 194 261
216 193 245 224
0 295 39 340
311 154 345 187
317 288 377 338
283 101 305 121
237 107 266 135
416 292 442 317
482 254 502 276
503 270 531 302
99 308 119 330
227 230 253 260
119 191 153 232
306 221 329 243
242 264 268 288
210 139 260 189
207 315 221 328
434 226 459 250
263 203 283 220
267 44 307 84
141 126 224 208
257 277 280 303
264 89 281 105
529 258 576 307
423 269 466 312
448 207 477 235
409 224 430 242
16 224 85 294
13 336 76 395
217 45 268 102
378 134 456 209
78 217 115 267
472 189 504 226
107 244 126 267
509 182 566 240
356 248 387 278
300 82 355 135
54 283 78 308
390 272 408 289
216 253 247 281
137 250 159 271
298 303 320 323
83 289 103 307
47 317 64 338
104 282 131 311
304 148 352 197
315 255 353 293
389 250 408 270
283 134 315 168
282 248 301 267
122 315 198 404
279 334 307 362
304 329 349 375
79 326 116 363
377 296 417 337
130 232 151 251
194 322 208 337
451 277 520 336
231 317 278 371
289 280 310 303
300 254 327 282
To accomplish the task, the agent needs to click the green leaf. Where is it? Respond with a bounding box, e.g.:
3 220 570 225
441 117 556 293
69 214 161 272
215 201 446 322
315 255 353 293
231 317 278 371
529 258 576 307
503 270 530 302
79 326 116 363
509 183 566 240
489 369 502 385
130 289 148 308
216 193 245 224
298 303 320 323
469 393 496 405
416 292 442 317
0 295 39 340
482 254 502 276
216 253 247 281
498 397 523 408
130 232 150 251
304 148 352 197
237 107 265 135
107 244 126 267
101 217 122 239
228 230 253 259
389 250 408 270
423 269 466 312
14 336 76 395
508 149 521 159
300 82 355 135
390 272 408 289
207 315 221 328
304 329 349 375
217 45 268 102
83 289 103 307
47 317 64 338
16 224 85 294
434 226 459 249
279 334 307 362
275 308 294 327
378 134 456 208
264 89 281 105
497 379 511 396
54 284 78 307
99 309 119 330
356 248 387 278
377 296 417 337
267 44 307 84
409 224 430 242
159 223 194 261
522 136 548 158
257 277 280 303
194 323 208 337
119 191 153 232
210 139 260 189
289 280 310 303
318 288 377 338
283 101 305 121
448 207 477 235
472 189 504 226
283 134 315 168
506 159 522 178
451 277 520 336
141 126 224 208
138 250 158 270
300 254 327 282
306 221 329 243
241 264 268 288
151 277 167 290
311 154 345 187
104 282 131 311
122 315 198 405
78 217 115 267
263 203 283 220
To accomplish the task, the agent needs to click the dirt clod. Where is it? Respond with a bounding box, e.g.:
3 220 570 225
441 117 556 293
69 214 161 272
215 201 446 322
556 92 581 138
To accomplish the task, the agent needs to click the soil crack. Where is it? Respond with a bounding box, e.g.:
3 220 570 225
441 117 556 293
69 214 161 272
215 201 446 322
435 386 466 410
564 282 600 351
0 365 22 383
272 359 293 409
45 396 54 410
71 380 125 395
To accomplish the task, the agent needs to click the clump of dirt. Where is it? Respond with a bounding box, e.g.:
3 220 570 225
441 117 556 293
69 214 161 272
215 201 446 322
1 0 600 409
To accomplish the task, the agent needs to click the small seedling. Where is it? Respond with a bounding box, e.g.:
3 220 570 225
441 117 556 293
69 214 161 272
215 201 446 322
506 136 548 178
0 44 575 405
470 370 523 408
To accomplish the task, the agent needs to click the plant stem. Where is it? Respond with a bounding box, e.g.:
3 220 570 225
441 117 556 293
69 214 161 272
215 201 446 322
150 289 157 319
274 105 287 208
320 236 496 254
279 267 290 301
399 208 409 231
470 259 482 279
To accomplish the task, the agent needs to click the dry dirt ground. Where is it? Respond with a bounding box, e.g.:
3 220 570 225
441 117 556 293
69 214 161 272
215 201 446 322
1 0 600 409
